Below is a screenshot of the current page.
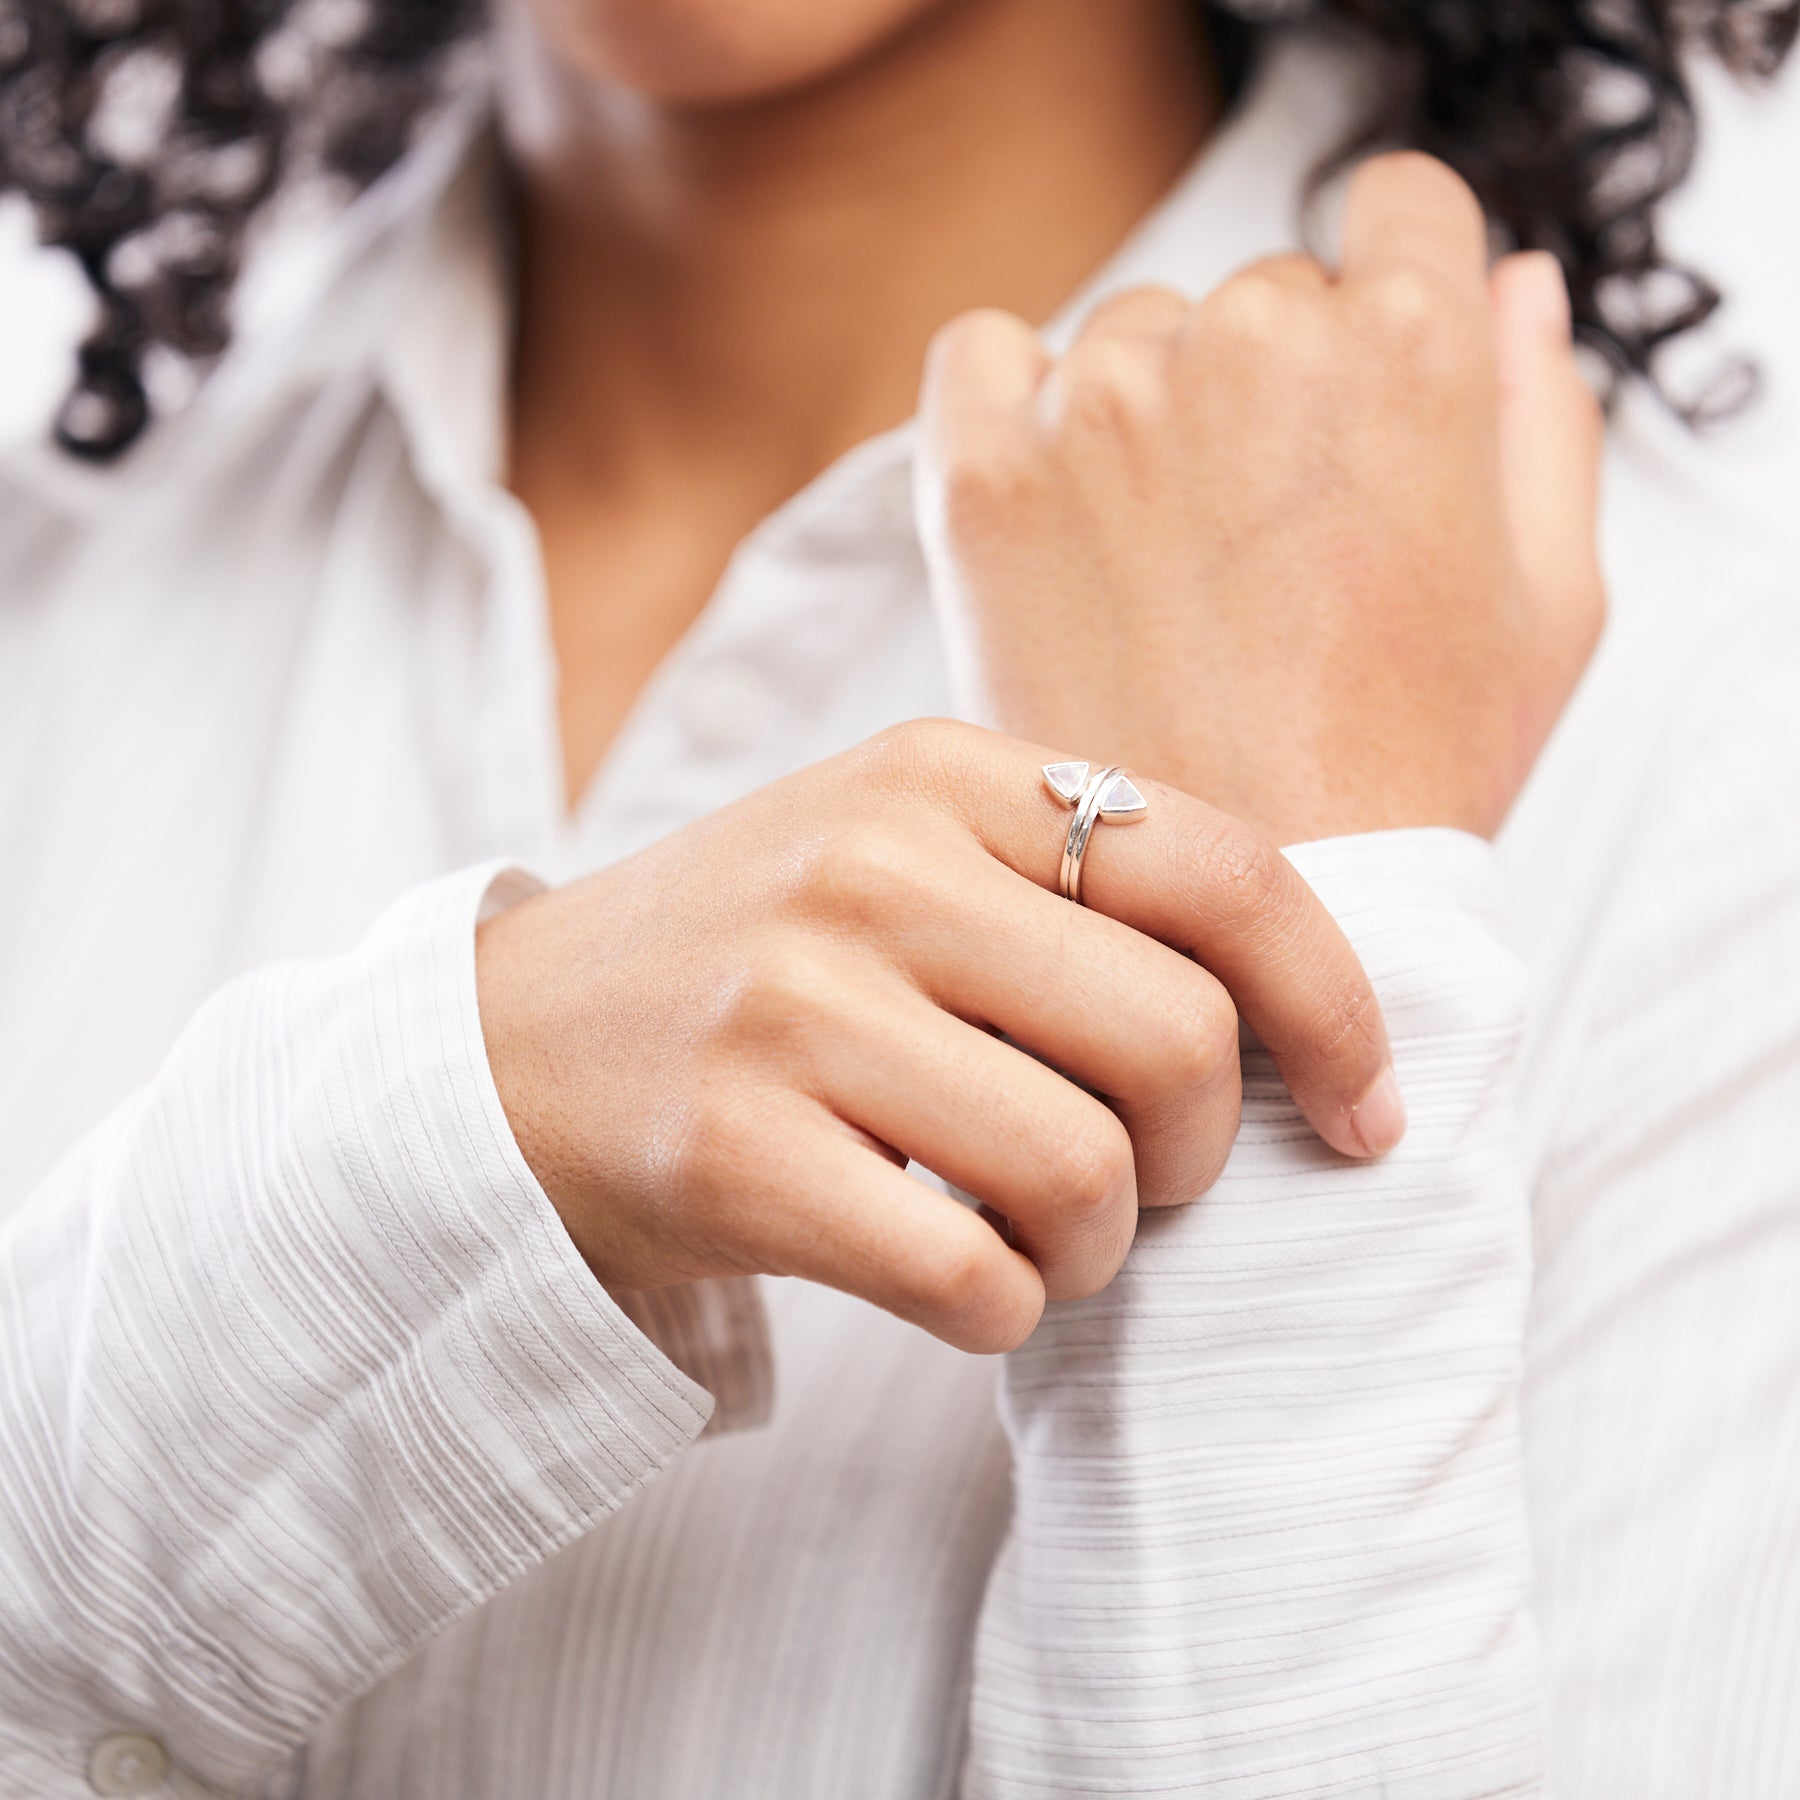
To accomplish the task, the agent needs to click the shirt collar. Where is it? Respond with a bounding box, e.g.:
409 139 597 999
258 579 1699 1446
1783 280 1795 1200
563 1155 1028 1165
0 91 499 525
366 26 1369 511
2 29 1367 526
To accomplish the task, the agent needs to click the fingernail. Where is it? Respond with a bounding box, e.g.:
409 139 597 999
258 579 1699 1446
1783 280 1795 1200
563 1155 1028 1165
1349 1067 1407 1157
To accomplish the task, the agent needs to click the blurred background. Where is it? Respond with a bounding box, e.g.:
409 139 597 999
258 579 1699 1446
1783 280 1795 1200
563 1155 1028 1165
3 50 1797 551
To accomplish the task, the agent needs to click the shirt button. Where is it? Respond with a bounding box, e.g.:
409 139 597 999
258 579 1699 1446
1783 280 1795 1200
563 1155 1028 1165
682 662 775 755
87 1732 169 1796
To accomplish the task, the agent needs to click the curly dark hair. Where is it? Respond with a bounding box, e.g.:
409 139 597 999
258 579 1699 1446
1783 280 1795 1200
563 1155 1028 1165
1 0 1795 460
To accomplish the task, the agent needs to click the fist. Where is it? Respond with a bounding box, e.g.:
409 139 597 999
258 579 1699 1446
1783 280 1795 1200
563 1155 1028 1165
917 152 1606 847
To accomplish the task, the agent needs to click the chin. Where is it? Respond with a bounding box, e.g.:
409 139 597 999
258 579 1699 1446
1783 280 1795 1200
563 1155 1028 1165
514 0 955 104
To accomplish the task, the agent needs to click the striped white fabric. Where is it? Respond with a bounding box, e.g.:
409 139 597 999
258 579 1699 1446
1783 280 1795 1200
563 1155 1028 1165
2 32 1799 1800
969 835 1542 1799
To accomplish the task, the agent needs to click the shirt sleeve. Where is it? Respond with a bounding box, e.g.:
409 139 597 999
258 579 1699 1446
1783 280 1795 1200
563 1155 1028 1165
0 862 716 1797
962 828 1547 1798
1519 628 1800 1793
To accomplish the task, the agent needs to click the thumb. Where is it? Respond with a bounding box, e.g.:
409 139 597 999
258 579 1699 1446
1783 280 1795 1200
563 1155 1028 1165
1489 251 1607 667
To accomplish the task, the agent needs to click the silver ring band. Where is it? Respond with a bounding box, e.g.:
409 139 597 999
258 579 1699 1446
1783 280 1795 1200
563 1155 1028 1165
1059 765 1118 905
1043 760 1149 905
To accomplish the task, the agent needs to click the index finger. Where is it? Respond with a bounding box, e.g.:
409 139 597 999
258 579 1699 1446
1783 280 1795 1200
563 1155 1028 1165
878 721 1404 1161
1337 151 1490 299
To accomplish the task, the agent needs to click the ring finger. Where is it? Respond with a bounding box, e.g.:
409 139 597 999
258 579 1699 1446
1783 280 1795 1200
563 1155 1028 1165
885 847 1245 1209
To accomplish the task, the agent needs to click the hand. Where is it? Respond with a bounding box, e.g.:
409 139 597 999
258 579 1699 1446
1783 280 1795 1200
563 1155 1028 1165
477 719 1404 1353
916 153 1606 847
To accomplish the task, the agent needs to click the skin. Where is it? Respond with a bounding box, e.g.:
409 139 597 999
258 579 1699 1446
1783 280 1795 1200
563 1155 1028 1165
499 0 1215 799
478 0 1604 1351
478 722 1399 1352
919 158 1606 844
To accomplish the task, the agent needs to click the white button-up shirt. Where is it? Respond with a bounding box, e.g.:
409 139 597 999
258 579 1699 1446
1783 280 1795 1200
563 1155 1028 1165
3 34 1798 1800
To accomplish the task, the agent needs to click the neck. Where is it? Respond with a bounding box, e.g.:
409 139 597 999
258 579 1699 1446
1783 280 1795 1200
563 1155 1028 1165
499 0 1215 507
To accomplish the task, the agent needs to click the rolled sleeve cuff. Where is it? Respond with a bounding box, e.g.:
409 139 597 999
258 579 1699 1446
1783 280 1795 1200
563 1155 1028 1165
368 859 718 1535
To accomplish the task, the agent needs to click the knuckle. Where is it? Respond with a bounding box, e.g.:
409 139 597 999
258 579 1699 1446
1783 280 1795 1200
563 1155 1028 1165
1055 1209 1138 1302
1188 813 1288 930
1196 272 1294 355
1055 339 1160 440
1192 1099 1241 1195
726 932 839 1041
1364 266 1442 341
853 715 974 797
1184 278 1333 406
906 1232 1032 1352
1044 1111 1135 1226
1360 270 1483 391
800 819 920 922
1158 984 1241 1093
930 1232 999 1319
674 1072 765 1200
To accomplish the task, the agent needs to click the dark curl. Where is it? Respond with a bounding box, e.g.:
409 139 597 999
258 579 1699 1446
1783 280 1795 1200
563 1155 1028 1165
1 0 1794 461
0 0 478 457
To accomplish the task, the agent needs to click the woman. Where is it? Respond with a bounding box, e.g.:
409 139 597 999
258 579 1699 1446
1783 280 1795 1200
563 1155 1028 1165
1 1 1797 1795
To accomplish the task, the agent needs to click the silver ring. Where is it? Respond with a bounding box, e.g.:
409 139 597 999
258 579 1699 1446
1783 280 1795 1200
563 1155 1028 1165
1042 761 1149 904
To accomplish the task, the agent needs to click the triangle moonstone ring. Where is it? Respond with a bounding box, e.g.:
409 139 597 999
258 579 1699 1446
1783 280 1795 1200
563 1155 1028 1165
1042 760 1149 903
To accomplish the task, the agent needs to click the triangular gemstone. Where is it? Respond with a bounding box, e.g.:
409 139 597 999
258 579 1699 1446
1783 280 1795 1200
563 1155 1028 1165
1042 761 1090 803
1097 772 1147 817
